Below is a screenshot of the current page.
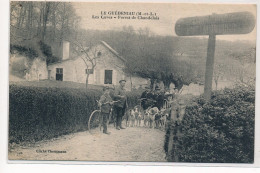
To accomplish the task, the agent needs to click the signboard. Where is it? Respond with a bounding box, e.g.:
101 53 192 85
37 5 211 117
175 11 255 36
175 11 255 101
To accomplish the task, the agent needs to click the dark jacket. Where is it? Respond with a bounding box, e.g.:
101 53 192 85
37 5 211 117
141 90 148 109
113 86 128 108
153 92 164 110
99 93 113 113
141 90 155 110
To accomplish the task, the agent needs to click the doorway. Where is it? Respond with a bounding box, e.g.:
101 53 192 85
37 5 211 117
104 70 112 84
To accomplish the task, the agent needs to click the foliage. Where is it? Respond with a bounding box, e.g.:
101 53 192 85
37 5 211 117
39 41 52 58
38 41 59 65
164 86 255 163
9 85 140 144
10 1 79 60
10 44 38 60
10 1 255 89
126 90 143 109
10 41 59 68
10 2 78 43
81 28 255 89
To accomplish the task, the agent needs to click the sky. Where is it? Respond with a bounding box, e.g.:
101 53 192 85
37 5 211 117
72 2 256 43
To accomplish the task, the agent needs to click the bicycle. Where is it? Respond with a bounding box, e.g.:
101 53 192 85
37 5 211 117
88 100 120 134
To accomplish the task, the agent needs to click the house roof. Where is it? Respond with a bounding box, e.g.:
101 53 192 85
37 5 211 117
48 41 126 66
48 58 74 66
100 41 126 62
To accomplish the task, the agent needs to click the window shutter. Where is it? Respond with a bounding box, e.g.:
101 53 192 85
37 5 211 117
113 70 117 84
100 69 104 84
96 69 100 85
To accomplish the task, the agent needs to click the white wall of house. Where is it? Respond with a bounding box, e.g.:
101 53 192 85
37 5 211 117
47 43 125 85
91 44 125 85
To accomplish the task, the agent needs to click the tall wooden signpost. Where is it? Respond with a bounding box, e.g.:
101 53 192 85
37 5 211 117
175 11 255 101
167 11 255 162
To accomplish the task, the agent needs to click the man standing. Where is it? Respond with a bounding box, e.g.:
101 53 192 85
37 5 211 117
140 86 151 110
153 86 164 110
113 79 127 130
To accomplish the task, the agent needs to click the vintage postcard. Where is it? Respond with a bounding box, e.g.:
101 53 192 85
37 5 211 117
8 0 258 166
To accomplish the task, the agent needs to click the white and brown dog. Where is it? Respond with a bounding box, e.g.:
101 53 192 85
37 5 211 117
148 107 159 128
143 109 150 127
124 109 131 127
136 112 142 127
160 113 169 130
129 109 136 127
159 108 170 130
132 106 142 127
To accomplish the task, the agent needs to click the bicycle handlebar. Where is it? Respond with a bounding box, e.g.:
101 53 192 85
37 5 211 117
138 98 157 102
98 100 120 106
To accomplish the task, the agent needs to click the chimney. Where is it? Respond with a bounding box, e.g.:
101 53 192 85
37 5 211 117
62 41 70 60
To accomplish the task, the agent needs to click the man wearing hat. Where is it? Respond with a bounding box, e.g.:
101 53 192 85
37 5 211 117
141 86 152 110
113 79 128 130
153 86 164 110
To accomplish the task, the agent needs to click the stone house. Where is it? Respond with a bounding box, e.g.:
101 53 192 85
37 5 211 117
47 41 148 89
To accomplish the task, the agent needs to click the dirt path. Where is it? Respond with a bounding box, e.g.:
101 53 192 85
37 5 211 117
9 125 167 162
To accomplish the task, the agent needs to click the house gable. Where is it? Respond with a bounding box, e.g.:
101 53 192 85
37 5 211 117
84 41 125 72
91 42 126 85
100 41 126 63
47 41 126 85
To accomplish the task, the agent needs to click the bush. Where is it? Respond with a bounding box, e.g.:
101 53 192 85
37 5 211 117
126 90 143 108
38 41 60 65
164 86 255 163
9 85 140 144
39 41 52 58
9 85 102 143
10 45 38 60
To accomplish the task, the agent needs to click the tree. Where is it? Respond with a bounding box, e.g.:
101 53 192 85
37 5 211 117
41 2 51 41
70 40 101 89
10 1 79 63
229 47 256 87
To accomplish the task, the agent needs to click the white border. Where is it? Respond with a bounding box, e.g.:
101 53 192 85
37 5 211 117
1 0 260 172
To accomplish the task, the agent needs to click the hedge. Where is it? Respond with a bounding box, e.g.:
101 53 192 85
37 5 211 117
9 85 141 144
164 86 255 163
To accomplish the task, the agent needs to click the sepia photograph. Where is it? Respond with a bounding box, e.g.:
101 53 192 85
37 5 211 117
8 1 257 164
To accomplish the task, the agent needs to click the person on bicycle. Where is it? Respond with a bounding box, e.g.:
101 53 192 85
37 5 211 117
98 86 114 135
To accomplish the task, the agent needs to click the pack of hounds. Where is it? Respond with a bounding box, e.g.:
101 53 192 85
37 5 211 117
123 105 170 130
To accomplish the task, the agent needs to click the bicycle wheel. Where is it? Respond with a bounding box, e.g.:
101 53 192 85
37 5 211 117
88 110 102 133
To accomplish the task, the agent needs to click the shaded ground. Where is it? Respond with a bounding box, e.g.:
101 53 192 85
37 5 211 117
9 125 166 162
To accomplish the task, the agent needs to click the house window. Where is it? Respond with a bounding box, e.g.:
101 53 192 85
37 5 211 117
56 68 63 81
86 69 93 74
56 68 63 74
104 70 113 84
97 51 102 57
